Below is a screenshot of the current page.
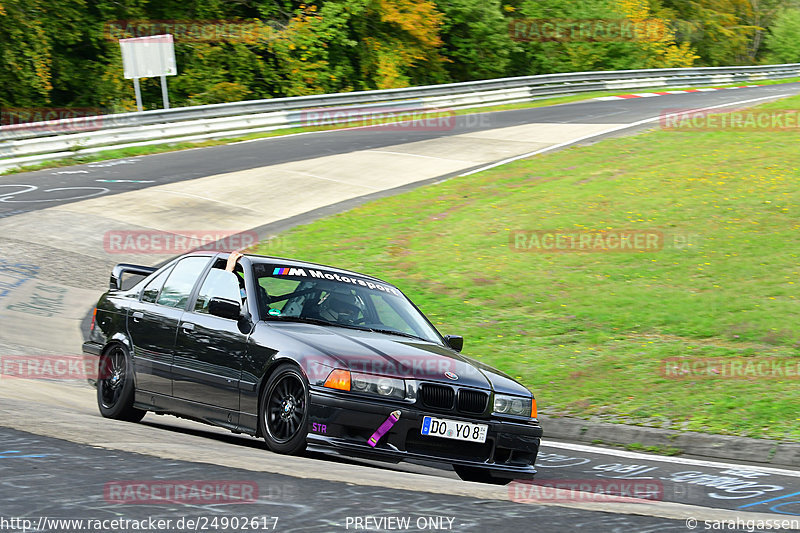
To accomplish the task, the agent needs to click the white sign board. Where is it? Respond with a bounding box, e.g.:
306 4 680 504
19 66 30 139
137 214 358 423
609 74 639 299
120 34 177 79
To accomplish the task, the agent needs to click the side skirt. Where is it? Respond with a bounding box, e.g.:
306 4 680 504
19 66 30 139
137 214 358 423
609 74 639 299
134 390 258 437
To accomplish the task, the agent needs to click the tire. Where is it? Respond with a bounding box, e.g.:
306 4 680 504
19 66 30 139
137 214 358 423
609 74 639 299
454 465 513 485
259 364 309 455
96 344 145 422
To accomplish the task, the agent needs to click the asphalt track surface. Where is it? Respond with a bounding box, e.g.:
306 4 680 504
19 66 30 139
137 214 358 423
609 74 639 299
1 83 799 532
1 83 798 215
0 426 745 533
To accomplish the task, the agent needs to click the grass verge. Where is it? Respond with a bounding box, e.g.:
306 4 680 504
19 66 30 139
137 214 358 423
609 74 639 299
252 93 800 441
4 76 798 176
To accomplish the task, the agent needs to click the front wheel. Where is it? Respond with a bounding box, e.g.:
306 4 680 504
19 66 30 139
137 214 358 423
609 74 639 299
97 344 145 422
259 364 309 455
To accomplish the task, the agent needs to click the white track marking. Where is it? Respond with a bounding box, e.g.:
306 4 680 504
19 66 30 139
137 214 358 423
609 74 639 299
0 184 109 203
543 440 800 478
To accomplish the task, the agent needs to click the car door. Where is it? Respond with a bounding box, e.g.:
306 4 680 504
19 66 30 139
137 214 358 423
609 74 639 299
172 260 247 412
127 256 210 397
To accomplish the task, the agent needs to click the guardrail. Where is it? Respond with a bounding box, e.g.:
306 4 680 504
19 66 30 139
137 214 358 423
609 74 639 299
2 63 799 173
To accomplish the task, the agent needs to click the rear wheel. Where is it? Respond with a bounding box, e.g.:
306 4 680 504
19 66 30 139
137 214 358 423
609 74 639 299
454 465 513 485
259 364 309 455
97 344 145 422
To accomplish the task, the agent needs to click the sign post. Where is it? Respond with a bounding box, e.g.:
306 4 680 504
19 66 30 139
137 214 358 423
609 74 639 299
160 75 170 109
133 79 143 112
119 34 177 112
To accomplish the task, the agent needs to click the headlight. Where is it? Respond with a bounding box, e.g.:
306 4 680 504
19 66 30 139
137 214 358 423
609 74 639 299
327 369 406 399
493 394 535 417
355 373 405 399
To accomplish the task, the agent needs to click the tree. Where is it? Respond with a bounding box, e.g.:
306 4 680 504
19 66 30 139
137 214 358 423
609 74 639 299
359 0 449 88
435 0 516 81
765 8 800 63
264 4 354 97
509 0 696 75
615 0 697 68
659 0 800 65
0 0 55 106
744 0 787 61
266 0 448 94
4 0 794 111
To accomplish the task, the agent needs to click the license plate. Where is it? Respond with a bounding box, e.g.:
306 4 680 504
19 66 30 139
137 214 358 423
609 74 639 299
420 416 488 443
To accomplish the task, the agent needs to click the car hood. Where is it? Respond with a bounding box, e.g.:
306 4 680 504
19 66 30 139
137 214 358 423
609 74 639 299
267 322 531 396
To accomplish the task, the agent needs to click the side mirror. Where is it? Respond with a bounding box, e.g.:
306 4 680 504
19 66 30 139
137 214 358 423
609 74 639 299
444 335 463 352
208 297 241 320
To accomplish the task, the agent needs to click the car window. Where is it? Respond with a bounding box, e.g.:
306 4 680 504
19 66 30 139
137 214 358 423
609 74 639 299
257 277 303 314
252 263 441 342
313 287 368 325
156 256 210 309
194 268 242 314
141 267 173 303
366 293 417 335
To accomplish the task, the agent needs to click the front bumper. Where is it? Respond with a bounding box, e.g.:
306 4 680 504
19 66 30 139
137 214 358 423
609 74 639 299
307 388 542 480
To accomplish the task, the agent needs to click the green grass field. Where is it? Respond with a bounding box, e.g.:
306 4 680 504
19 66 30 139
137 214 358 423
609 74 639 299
252 94 800 442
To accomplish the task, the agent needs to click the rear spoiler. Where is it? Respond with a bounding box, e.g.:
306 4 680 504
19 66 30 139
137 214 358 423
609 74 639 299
110 263 157 291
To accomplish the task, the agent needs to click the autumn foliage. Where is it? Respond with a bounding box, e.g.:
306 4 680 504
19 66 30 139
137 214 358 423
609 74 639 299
0 0 796 109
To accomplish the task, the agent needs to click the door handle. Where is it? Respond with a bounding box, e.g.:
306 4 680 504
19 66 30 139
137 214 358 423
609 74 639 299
181 322 195 332
132 311 144 322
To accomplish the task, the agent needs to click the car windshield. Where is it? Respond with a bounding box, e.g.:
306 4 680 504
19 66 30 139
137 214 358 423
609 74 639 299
253 263 442 344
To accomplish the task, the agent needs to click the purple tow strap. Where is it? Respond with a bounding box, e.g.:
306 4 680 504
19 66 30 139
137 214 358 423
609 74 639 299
368 410 401 447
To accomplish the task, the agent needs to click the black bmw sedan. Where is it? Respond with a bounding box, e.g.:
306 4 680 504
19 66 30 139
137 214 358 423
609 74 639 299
83 252 543 483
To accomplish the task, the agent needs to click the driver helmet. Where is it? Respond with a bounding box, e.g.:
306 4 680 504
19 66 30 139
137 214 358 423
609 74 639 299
318 291 364 324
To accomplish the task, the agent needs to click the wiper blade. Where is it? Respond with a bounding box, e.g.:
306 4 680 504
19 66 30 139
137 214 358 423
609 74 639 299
267 315 367 331
367 328 428 342
268 316 329 326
